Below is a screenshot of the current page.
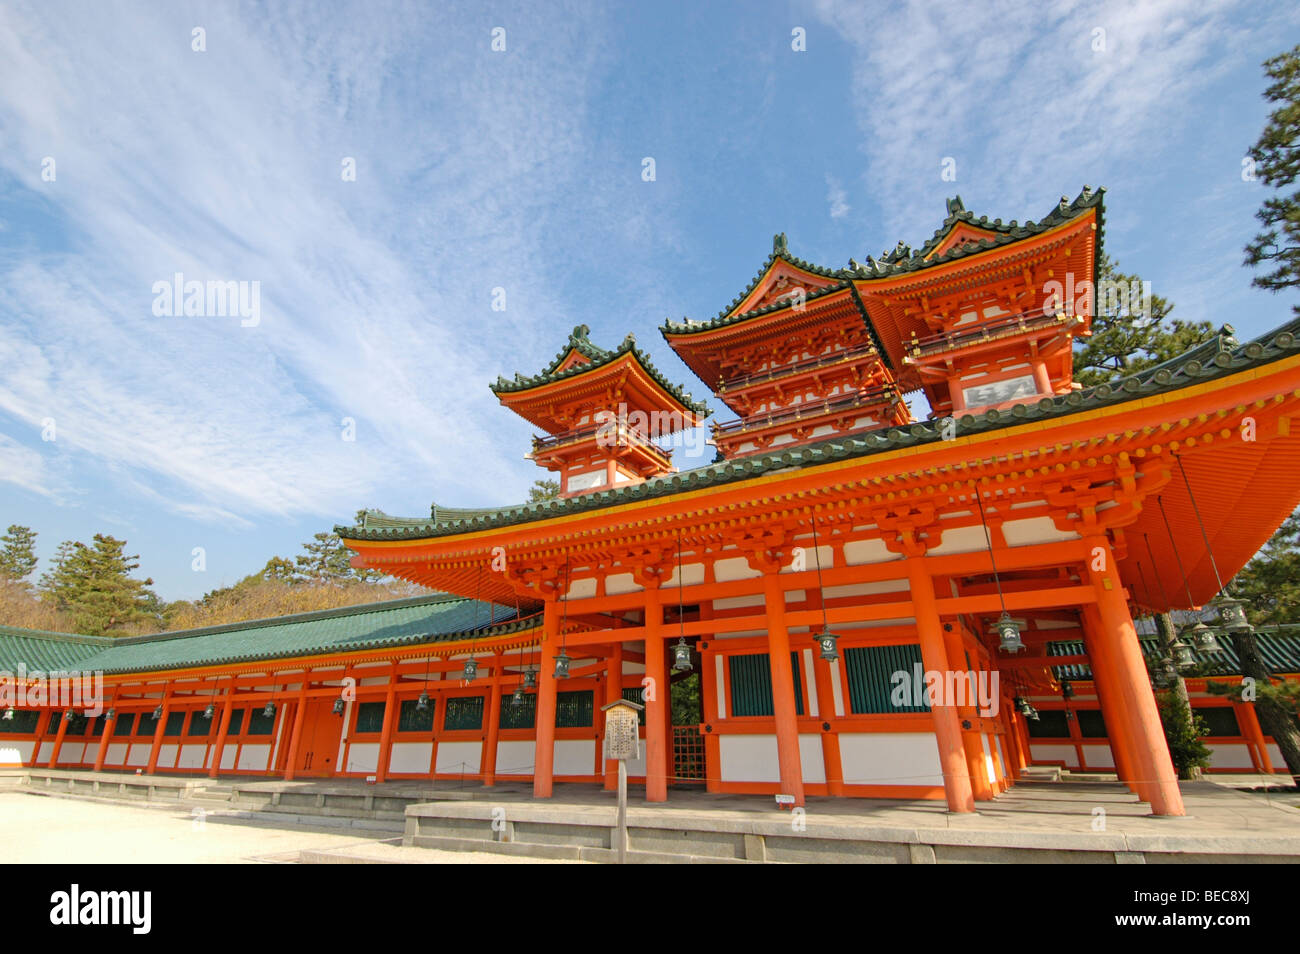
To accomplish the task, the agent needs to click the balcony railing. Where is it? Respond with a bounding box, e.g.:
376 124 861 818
909 307 1082 358
711 385 898 437
531 423 672 460
717 344 880 393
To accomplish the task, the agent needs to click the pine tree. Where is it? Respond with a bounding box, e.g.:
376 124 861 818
1072 253 1215 386
527 479 561 502
1244 44 1300 313
0 525 38 583
37 534 161 636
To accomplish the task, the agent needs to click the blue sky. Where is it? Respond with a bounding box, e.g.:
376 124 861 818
1 0 1297 602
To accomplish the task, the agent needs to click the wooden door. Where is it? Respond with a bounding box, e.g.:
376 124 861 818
294 699 343 777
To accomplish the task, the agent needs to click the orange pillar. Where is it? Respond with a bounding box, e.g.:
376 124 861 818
46 710 71 769
1081 604 1144 797
533 597 559 798
93 694 117 771
942 623 993 800
763 571 805 807
1085 536 1184 816
1236 701 1274 774
603 641 623 790
482 650 504 785
644 584 669 802
907 559 975 813
283 679 310 781
145 693 171 775
209 683 234 778
374 664 398 783
808 583 843 796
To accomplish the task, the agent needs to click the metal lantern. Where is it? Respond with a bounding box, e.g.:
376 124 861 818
554 650 571 680
672 637 693 672
416 691 430 712
1212 594 1251 634
1171 639 1196 673
995 612 1024 654
152 705 163 720
105 708 115 721
815 628 840 662
462 658 478 681
524 669 537 689
512 685 526 707
1153 662 1175 688
1060 680 1074 699
203 703 216 720
332 698 345 716
1014 696 1030 716
263 701 276 718
2 707 14 721
1025 704 1040 721
1184 621 1223 654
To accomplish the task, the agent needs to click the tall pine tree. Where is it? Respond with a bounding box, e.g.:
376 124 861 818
38 534 161 636
1244 44 1300 312
0 525 38 583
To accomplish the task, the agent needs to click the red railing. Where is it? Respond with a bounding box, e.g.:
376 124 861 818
532 423 672 460
717 344 879 393
711 385 898 437
910 307 1079 357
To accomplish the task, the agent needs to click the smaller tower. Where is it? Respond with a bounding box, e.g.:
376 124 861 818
492 325 709 498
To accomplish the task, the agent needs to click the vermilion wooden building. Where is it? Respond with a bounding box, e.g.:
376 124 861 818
5 188 1300 817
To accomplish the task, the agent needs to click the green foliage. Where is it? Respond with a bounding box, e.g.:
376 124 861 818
1231 512 1300 626
1244 44 1300 313
0 525 38 582
1072 253 1215 386
527 479 561 503
1156 690 1212 779
671 670 702 725
37 534 161 637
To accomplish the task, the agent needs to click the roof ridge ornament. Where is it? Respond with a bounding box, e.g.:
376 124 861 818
946 195 965 216
773 232 788 255
569 324 591 346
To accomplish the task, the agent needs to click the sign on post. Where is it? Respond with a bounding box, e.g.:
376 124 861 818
601 698 644 864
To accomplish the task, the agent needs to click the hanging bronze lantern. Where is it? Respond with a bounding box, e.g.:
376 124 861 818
554 650 571 680
1211 594 1251 634
263 701 276 718
105 708 115 721
995 612 1024 654
511 685 526 707
416 691 430 712
203 703 216 720
1060 680 1074 699
1153 661 1175 688
332 698 345 716
462 658 478 681
1184 621 1223 654
1171 639 1196 673
815 628 840 662
524 669 537 689
2 707 14 721
1025 704 1040 721
152 705 163 720
672 637 693 672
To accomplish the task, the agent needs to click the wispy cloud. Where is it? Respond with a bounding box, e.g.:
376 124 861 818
0 2 624 523
825 173 850 219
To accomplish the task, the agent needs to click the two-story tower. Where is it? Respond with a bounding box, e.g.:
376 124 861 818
491 325 709 498
661 235 910 458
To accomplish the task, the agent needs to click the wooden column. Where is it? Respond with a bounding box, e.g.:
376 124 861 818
1236 700 1274 774
375 663 399 783
209 682 235 778
482 650 504 785
603 641 623 790
1084 535 1184 816
93 692 117 771
1080 604 1143 797
46 710 71 769
808 583 843 796
763 570 805 807
941 622 993 800
907 558 975 813
533 597 560 798
145 691 172 775
283 677 311 781
644 583 669 802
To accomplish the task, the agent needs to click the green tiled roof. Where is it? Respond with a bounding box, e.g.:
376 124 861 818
490 324 709 416
338 313 1300 543
0 627 110 672
1048 629 1300 682
660 187 1106 338
0 595 533 676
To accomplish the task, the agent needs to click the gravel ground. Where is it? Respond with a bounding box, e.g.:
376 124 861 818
0 792 575 863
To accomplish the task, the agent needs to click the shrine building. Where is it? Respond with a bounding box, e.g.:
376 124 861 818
5 187 1300 817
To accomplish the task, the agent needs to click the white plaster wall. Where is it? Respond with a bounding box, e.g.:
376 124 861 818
105 743 128 766
713 556 761 582
388 742 432 774
1208 743 1254 770
345 742 379 774
436 741 482 775
1080 743 1115 768
1029 744 1078 767
1002 516 1080 546
554 739 596 776
839 732 943 786
927 525 993 556
236 744 269 771
496 740 536 775
843 538 897 566
1267 744 1285 766
718 733 826 784
0 741 34 765
823 580 908 599
177 745 207 769
157 744 178 767
55 743 86 765
604 573 641 595
220 746 237 770
37 742 52 763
